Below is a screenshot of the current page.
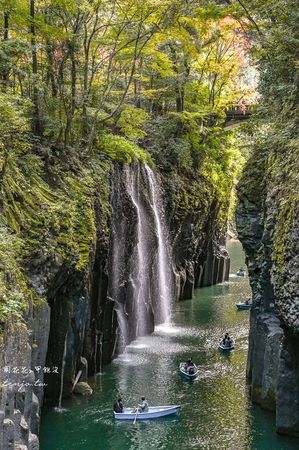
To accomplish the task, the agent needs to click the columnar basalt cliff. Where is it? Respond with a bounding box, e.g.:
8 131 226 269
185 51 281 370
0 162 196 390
0 305 49 450
163 171 230 300
236 144 299 437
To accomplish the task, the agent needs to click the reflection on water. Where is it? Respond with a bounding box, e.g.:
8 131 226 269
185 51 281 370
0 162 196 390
40 242 298 450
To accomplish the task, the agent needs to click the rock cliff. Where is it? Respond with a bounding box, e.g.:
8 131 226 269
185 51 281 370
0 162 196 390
236 142 299 436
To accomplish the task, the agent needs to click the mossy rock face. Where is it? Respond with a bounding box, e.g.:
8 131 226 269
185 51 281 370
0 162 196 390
0 105 113 403
270 147 299 331
236 102 299 435
238 142 299 328
0 143 111 316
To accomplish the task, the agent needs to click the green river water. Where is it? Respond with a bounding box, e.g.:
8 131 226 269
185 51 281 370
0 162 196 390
40 241 298 450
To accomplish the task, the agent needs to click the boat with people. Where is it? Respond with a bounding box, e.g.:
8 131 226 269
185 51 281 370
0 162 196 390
236 300 252 311
219 340 235 351
219 333 235 351
236 267 246 277
179 361 198 380
113 405 181 420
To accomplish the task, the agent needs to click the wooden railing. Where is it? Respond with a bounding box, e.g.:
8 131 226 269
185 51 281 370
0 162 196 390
225 103 256 122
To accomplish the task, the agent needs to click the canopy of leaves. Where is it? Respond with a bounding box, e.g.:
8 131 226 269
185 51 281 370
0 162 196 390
0 0 252 146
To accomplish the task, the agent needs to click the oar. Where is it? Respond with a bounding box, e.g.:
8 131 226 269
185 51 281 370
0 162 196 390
133 408 138 424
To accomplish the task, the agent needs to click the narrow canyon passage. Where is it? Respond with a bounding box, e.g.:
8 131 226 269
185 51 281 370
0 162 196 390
0 1 298 448
40 242 298 450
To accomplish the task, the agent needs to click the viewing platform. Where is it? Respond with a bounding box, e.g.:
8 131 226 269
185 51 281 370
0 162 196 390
225 103 256 128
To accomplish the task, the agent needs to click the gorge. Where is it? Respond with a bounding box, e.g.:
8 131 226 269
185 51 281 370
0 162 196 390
0 0 298 449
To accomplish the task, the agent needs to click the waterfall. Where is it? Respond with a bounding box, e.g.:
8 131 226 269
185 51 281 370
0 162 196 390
109 161 174 353
145 165 173 323
112 298 129 351
57 333 68 410
125 165 150 337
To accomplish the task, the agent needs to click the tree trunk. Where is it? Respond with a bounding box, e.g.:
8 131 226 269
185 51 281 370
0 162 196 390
30 0 42 134
82 47 89 137
64 41 77 146
134 58 143 108
1 12 9 92
175 87 184 112
46 41 58 97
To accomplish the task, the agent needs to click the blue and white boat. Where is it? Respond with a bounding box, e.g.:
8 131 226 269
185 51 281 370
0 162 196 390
236 302 252 311
179 362 198 380
114 405 181 420
236 269 246 277
219 340 235 351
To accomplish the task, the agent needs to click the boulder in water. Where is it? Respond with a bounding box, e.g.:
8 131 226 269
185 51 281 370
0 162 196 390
73 382 93 396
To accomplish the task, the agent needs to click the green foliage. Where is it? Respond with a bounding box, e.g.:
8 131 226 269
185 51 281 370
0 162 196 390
143 115 193 170
101 134 152 164
0 0 250 145
117 106 149 140
0 38 29 74
270 136 299 276
145 110 242 196
0 96 114 324
0 94 31 149
0 221 29 321
144 110 244 236
0 149 112 322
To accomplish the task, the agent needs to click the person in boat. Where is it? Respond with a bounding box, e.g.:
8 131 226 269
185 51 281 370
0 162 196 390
226 336 233 347
184 358 193 371
188 362 195 375
184 358 195 374
113 398 124 413
222 333 233 347
137 396 149 413
222 333 229 345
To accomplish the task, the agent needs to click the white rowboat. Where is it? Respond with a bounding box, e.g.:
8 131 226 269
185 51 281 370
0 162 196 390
113 405 181 420
179 362 198 380
219 341 235 351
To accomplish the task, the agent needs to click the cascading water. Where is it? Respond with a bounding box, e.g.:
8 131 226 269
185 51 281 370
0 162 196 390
109 161 174 353
125 165 151 338
145 165 173 324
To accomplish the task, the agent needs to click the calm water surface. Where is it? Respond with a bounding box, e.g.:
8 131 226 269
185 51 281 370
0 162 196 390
40 241 298 450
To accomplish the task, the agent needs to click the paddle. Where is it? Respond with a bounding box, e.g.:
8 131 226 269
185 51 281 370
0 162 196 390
133 408 138 424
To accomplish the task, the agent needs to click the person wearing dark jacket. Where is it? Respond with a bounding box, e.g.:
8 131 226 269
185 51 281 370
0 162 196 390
113 398 124 413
